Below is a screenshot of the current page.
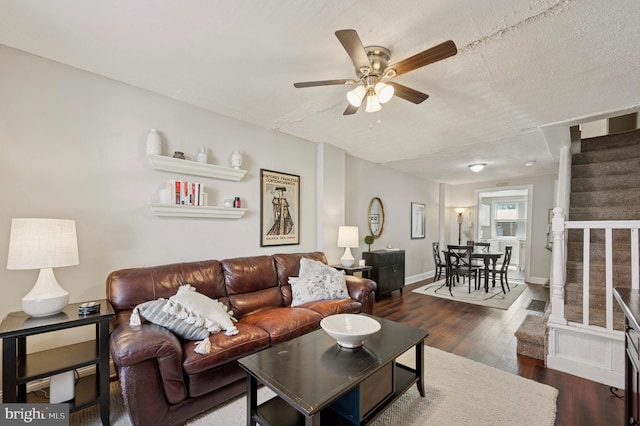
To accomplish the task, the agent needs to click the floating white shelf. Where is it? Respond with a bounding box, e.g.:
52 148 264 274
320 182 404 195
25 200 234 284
148 154 247 181
150 204 248 219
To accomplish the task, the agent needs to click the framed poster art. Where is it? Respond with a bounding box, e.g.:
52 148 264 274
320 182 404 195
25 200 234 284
260 169 300 247
411 202 426 239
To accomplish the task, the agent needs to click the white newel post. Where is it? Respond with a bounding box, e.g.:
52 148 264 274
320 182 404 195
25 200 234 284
549 207 567 324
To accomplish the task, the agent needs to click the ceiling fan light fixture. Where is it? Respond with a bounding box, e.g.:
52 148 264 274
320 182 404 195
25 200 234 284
365 93 382 113
468 163 487 173
346 85 367 107
375 82 394 104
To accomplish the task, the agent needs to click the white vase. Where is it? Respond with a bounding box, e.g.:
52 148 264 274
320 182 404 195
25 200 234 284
146 129 162 155
231 150 243 169
196 146 208 163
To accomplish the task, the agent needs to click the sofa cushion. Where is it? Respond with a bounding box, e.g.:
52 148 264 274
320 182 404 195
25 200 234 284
239 307 323 344
222 256 283 319
106 260 227 312
182 323 270 375
301 299 362 317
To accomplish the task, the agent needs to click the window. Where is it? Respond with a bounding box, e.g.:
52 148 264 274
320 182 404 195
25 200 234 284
494 202 520 237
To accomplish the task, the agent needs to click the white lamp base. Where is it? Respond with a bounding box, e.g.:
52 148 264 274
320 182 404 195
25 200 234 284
340 247 355 267
22 268 69 317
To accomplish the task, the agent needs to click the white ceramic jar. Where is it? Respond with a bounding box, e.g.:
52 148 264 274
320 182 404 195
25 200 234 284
146 129 162 155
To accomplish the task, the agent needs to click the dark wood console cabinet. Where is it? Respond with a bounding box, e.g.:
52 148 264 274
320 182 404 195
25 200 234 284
614 288 640 426
362 250 405 301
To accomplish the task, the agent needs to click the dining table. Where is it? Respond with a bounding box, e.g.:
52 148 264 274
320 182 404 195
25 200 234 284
471 250 504 293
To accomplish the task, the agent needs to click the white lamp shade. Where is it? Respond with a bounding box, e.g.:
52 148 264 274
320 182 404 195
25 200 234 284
338 226 359 268
7 218 79 270
375 82 394 104
7 218 78 317
337 226 359 248
346 85 367 107
453 207 467 214
365 94 382 113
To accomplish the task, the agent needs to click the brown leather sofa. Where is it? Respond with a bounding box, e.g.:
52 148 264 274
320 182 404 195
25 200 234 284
106 252 377 426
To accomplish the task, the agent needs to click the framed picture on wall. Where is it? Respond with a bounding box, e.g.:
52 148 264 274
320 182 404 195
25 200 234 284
411 202 426 239
260 169 300 246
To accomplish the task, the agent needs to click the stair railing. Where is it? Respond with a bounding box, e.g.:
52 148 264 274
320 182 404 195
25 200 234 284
550 208 640 331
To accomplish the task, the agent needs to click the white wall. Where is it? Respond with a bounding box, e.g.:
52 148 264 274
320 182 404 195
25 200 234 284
0 45 322 350
345 156 441 282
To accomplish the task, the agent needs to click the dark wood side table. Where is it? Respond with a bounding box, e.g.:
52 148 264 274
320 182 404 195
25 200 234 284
331 264 373 279
0 299 114 426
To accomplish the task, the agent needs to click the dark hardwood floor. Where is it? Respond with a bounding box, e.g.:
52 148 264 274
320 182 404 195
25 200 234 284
373 279 623 426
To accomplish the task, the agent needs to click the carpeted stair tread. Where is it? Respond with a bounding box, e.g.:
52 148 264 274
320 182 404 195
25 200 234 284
566 228 639 244
570 188 640 208
580 129 640 152
571 157 640 178
564 304 625 331
569 205 640 221
572 142 640 165
571 173 640 192
565 265 634 288
515 314 548 361
566 241 638 263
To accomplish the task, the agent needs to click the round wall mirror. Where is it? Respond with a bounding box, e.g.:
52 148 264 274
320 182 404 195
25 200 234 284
368 197 385 239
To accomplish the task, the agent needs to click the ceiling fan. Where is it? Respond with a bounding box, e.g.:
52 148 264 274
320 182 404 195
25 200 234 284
293 29 457 115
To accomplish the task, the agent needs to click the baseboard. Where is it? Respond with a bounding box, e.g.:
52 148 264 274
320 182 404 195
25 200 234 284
547 322 624 388
527 276 549 285
405 271 433 285
0 360 117 399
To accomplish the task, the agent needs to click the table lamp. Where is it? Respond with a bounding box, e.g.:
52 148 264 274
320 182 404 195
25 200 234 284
7 218 79 317
337 226 359 267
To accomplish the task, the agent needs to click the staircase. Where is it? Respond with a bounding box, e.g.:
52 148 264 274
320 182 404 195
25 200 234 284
565 128 640 329
515 128 640 363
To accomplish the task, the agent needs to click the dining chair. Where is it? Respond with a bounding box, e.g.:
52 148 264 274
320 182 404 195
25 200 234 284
474 242 490 252
480 246 512 294
432 242 446 281
446 245 480 293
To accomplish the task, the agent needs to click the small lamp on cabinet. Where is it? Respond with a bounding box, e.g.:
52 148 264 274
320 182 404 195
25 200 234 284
337 226 359 268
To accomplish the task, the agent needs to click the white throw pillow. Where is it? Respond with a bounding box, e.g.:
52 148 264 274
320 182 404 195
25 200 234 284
162 284 239 354
299 258 343 279
289 273 350 307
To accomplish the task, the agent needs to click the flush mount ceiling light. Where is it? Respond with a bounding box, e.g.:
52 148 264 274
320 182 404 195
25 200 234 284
525 160 536 167
468 163 487 173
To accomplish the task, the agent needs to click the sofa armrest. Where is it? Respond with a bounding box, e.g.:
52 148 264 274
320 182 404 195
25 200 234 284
345 276 377 314
109 311 188 404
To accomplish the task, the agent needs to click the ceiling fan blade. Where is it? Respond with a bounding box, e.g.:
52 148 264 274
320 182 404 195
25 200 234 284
343 103 359 115
387 40 457 77
335 29 371 73
293 79 353 88
388 82 429 104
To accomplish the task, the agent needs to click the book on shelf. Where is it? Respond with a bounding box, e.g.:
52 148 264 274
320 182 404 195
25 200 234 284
166 180 206 206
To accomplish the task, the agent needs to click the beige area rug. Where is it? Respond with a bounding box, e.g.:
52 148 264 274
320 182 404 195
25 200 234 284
71 346 557 426
412 276 526 310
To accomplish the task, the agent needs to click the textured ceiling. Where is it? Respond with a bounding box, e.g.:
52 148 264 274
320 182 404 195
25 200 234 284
1 0 639 184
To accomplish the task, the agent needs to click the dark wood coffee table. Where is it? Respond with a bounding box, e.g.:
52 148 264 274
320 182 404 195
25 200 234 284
238 315 428 426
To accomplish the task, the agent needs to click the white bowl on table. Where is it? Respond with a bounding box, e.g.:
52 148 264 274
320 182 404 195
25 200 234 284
320 314 381 348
